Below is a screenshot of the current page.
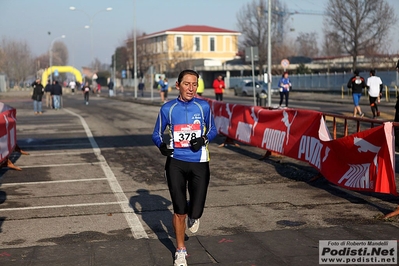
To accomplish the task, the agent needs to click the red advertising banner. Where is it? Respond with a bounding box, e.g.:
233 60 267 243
0 102 17 164
207 100 397 195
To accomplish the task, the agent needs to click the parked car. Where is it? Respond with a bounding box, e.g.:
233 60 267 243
234 80 279 96
234 80 265 96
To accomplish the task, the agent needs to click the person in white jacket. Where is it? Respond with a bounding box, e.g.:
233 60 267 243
366 69 383 119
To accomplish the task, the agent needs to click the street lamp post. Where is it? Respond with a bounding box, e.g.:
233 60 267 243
133 0 138 98
69 6 112 71
267 0 272 107
49 35 66 85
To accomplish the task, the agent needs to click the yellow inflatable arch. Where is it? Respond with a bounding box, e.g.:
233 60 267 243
42 66 83 86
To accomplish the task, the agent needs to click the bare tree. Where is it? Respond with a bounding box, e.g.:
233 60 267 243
1 37 34 86
125 30 154 78
322 30 343 57
324 0 397 70
236 0 288 71
111 46 128 77
135 37 156 77
167 42 195 76
295 32 319 58
34 54 49 69
0 47 4 72
52 41 68 66
90 58 109 72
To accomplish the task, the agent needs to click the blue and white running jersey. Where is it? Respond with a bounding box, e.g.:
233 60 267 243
152 97 217 162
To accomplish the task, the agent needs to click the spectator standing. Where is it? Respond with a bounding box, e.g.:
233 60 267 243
108 79 114 97
138 80 145 97
347 70 366 117
31 78 44 115
44 79 53 108
197 75 205 96
157 75 163 90
52 81 63 110
159 77 169 103
212 75 225 101
82 81 91 105
366 69 383 119
278 71 291 108
152 69 217 266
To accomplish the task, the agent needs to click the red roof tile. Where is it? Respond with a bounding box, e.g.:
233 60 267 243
166 25 239 33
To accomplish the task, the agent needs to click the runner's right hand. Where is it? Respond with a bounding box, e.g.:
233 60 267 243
159 143 174 156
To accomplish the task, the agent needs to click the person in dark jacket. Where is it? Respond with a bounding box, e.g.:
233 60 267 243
32 78 44 115
44 80 53 108
108 79 114 97
347 69 366 117
51 80 63 110
82 81 91 105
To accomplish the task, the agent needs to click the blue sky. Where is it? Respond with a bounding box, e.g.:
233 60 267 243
1 0 398 71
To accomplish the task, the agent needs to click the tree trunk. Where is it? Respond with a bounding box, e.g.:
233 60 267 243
352 55 357 71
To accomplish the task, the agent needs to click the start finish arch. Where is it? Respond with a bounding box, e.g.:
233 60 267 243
42 66 83 86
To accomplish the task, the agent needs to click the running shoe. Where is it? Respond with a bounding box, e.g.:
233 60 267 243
187 217 199 233
360 112 364 118
174 249 187 266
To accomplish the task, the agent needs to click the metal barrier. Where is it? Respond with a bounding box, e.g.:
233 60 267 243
322 112 386 139
384 85 398 102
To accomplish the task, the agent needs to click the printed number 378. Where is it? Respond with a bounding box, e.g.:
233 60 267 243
178 133 196 141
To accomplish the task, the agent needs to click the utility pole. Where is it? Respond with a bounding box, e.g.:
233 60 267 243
267 0 272 107
113 54 116 86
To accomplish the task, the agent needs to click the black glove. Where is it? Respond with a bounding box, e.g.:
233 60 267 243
190 136 207 151
159 143 173 156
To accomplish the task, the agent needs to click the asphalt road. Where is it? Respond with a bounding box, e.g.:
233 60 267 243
0 90 398 265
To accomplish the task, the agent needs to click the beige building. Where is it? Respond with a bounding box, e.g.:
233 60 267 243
126 25 241 75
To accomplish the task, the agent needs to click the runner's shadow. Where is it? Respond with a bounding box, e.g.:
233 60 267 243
0 191 5 233
0 217 5 233
130 189 175 255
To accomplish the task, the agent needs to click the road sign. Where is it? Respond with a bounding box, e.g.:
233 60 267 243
281 59 290 70
54 69 59 77
245 47 259 62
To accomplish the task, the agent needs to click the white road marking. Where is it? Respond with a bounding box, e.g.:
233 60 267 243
17 143 92 148
1 178 108 186
22 151 95 156
18 162 101 168
0 201 125 212
64 109 148 239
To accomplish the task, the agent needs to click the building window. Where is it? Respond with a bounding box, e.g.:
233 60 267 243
157 37 161 53
224 36 231 52
175 36 182 51
209 36 215 52
162 36 167 52
194 36 200 52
